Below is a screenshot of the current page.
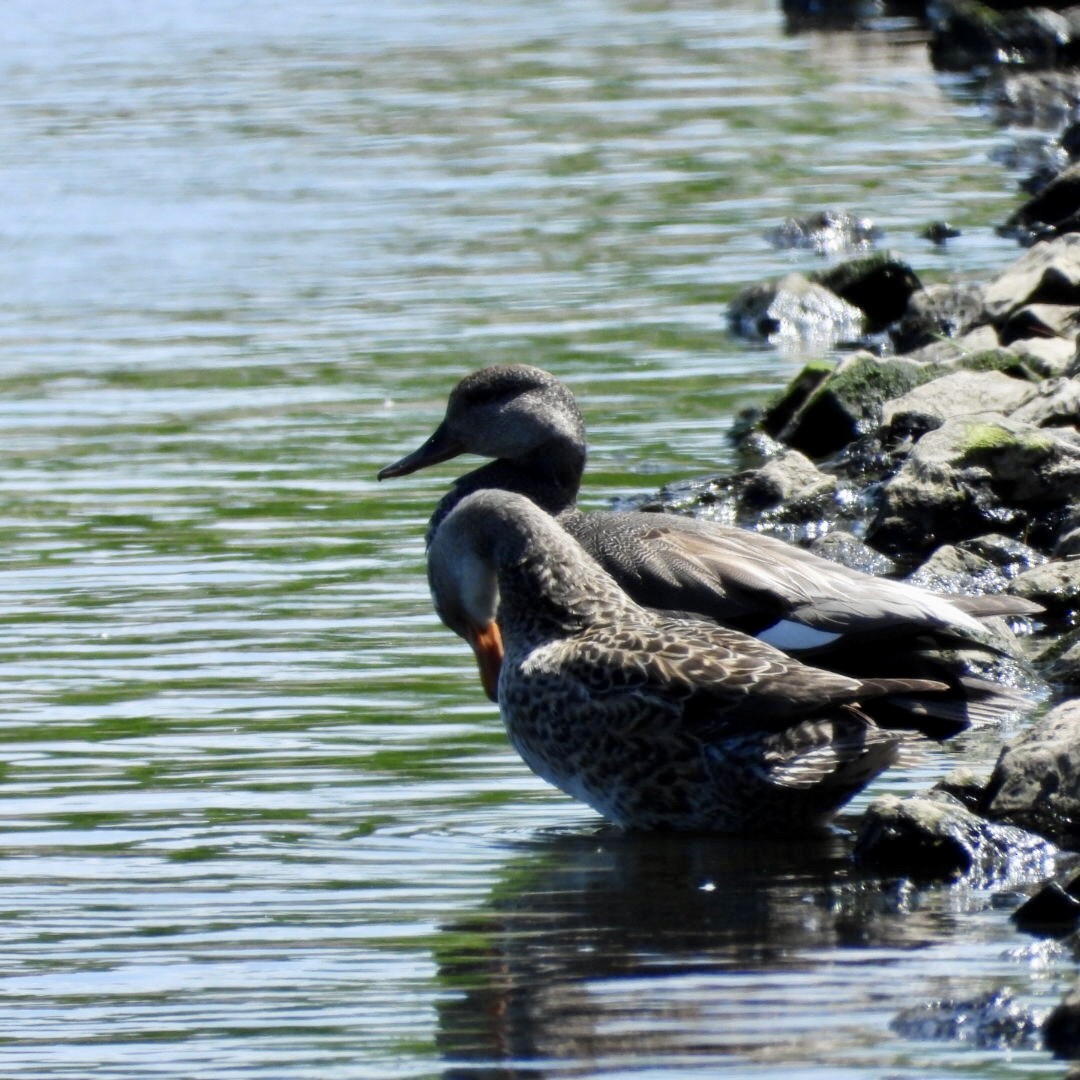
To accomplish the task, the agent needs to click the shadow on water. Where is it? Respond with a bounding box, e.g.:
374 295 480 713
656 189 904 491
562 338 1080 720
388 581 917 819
433 827 963 1077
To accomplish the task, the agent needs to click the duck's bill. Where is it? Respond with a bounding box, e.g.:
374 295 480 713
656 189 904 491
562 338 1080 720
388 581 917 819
466 620 504 703
377 422 465 480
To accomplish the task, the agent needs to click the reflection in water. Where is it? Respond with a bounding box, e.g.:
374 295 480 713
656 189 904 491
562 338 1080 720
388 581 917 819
435 829 962 1076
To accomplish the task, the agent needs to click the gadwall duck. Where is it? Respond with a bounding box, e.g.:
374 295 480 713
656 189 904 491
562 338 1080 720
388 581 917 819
428 489 952 832
381 365 1038 733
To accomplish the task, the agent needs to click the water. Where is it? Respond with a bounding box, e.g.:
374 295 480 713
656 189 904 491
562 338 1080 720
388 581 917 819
0 2 1073 1077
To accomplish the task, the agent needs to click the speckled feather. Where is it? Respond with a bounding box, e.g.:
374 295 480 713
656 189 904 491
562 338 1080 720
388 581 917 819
428 488 949 833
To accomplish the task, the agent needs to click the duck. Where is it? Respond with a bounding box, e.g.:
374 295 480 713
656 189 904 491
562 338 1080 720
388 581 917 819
428 488 954 832
380 364 1039 735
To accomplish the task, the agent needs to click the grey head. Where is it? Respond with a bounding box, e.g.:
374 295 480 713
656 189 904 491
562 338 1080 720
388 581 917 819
378 364 587 522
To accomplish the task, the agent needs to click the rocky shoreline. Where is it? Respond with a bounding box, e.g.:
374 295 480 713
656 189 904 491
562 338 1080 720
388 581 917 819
649 1 1080 1054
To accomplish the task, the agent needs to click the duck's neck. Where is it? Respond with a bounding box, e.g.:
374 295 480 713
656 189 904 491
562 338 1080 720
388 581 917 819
492 516 630 645
426 440 585 547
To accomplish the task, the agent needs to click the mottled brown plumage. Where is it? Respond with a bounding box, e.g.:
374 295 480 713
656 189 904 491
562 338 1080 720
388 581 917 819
428 489 952 832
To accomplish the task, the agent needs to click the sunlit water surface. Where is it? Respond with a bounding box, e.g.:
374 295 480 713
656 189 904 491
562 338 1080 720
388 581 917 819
0 1 1073 1077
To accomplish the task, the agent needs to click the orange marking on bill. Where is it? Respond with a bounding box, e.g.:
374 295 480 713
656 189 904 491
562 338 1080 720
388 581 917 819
467 620 504 703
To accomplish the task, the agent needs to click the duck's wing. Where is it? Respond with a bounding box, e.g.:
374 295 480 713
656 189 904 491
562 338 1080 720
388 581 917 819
531 617 943 736
569 510 1034 649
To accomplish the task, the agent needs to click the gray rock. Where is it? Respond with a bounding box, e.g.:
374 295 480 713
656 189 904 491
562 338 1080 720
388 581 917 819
1010 375 1080 427
1045 982 1080 1060
737 449 837 517
983 235 1080 323
727 273 865 346
1009 559 1080 616
881 370 1035 441
765 210 880 255
770 352 941 458
855 790 1058 883
892 988 1041 1051
891 282 986 354
983 700 1080 848
906 544 999 595
807 530 898 576
1010 335 1077 378
870 415 1080 557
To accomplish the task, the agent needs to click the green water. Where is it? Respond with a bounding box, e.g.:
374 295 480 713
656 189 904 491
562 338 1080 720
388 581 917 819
0 1 1068 1077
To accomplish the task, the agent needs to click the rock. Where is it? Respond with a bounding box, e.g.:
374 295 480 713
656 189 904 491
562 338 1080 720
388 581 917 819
1012 374 1080 424
727 273 866 346
765 210 881 254
922 221 962 245
992 71 1080 129
880 370 1035 442
1001 161 1080 244
958 532 1047 576
768 352 941 458
854 791 1058 883
737 449 838 518
890 282 986 353
998 302 1078 343
810 253 922 333
983 235 1080 322
906 544 1000 594
870 415 1080 558
1009 558 1080 616
1044 981 1080 1061
892 988 1041 1051
1044 983 1080 1059
1010 334 1078 377
930 0 1080 74
807 530 899 576
1012 878 1080 936
983 699 1080 847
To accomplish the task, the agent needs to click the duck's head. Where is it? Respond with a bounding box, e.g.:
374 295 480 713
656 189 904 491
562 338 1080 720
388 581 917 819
378 364 585 480
427 492 508 703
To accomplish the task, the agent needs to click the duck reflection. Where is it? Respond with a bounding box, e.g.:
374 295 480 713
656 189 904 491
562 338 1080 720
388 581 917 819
434 826 954 1077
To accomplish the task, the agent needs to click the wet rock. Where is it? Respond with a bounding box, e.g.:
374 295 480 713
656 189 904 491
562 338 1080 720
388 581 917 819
1012 874 1080 935
1001 162 1080 244
810 253 922 333
922 221 962 245
880 369 1035 442
959 532 1048 577
983 699 1080 847
983 235 1080 322
727 273 866 346
991 70 1080 128
765 210 881 255
1009 558 1080 616
891 988 1041 1050
737 449 838 519
766 352 941 458
890 282 986 353
807 530 899 576
854 791 1058 883
1044 983 1080 1059
906 543 1001 594
870 415 1080 558
930 0 1080 74
1038 627 1080 686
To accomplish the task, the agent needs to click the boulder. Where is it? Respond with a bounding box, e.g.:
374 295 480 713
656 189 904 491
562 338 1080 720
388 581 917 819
870 415 1080 557
983 235 1080 322
854 790 1057 883
880 369 1035 441
1009 558 1080 616
727 273 865 346
765 210 881 254
982 699 1080 847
